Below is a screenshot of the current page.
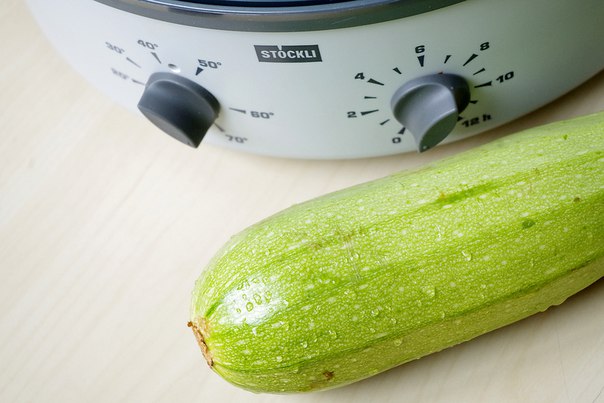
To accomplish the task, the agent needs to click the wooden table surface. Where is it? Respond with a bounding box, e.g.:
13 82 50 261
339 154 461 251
1 2 603 402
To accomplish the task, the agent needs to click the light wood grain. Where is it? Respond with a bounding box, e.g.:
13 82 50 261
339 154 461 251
1 2 603 402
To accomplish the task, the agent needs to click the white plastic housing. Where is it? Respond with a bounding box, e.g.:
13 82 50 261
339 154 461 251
27 0 604 158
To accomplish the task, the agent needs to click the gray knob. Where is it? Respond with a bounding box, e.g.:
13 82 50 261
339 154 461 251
138 72 220 148
391 74 470 152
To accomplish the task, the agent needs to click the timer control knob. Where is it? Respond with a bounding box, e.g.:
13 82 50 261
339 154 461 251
391 74 470 152
137 72 220 148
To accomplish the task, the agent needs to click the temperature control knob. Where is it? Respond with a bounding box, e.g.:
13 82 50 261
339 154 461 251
138 72 220 148
391 74 470 152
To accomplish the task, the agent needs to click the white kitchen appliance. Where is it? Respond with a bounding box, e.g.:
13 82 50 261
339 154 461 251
27 0 604 158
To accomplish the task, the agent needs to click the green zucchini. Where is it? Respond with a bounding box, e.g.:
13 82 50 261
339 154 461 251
190 112 604 393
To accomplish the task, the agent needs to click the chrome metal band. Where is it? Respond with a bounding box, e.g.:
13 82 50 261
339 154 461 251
93 0 464 32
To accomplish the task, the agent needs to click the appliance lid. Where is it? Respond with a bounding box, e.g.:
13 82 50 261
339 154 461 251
93 0 464 32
